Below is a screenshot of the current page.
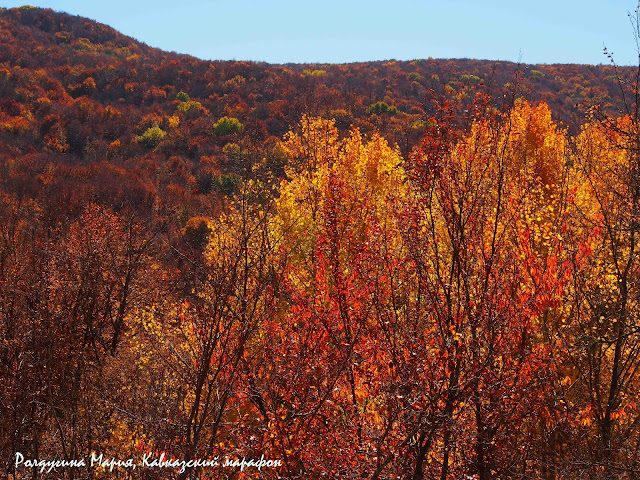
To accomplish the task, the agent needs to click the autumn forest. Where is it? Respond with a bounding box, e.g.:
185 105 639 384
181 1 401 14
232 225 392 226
1 5 640 480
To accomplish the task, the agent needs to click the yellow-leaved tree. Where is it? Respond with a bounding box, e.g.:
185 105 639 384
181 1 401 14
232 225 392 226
129 179 284 479
561 115 640 477
250 115 412 478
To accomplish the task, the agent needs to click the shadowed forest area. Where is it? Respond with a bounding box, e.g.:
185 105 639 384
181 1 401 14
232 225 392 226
2 5 640 480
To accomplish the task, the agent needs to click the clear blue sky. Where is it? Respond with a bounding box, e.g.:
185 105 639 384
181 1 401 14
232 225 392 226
2 0 639 65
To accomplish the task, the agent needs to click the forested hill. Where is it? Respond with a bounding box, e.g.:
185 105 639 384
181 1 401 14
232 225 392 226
0 5 634 222
1 5 633 142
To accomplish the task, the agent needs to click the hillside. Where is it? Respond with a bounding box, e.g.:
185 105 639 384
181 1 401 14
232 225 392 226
0 6 634 224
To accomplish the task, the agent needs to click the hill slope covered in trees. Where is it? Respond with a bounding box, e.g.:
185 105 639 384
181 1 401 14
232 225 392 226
0 6 634 223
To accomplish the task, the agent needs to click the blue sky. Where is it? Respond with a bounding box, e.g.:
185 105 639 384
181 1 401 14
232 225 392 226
2 0 639 65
